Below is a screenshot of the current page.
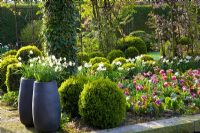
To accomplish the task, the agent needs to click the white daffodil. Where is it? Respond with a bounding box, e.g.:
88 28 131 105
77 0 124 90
195 56 200 61
18 62 22 66
186 56 192 60
29 50 33 55
69 61 73 66
98 63 104 68
78 66 82 71
18 57 22 61
118 67 123 70
30 64 33 67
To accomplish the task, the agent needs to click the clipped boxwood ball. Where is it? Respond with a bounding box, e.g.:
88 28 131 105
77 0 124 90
6 63 22 92
91 62 113 72
59 76 89 117
140 55 154 62
79 78 126 129
89 57 109 65
125 47 139 58
0 50 17 60
89 51 104 59
107 50 125 62
77 52 90 65
112 57 127 66
16 45 42 63
0 57 18 92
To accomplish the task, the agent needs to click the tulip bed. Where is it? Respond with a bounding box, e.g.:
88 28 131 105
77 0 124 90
118 68 200 116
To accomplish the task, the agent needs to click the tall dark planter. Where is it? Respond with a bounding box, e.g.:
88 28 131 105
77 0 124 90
18 78 34 127
32 81 60 132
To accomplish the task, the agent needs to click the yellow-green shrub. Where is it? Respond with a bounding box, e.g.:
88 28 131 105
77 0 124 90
79 78 126 129
0 50 17 60
6 63 21 92
16 45 42 63
89 57 109 65
91 62 113 72
59 76 89 117
107 50 125 62
112 57 127 65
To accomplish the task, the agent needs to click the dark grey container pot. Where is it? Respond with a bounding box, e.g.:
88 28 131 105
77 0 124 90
32 81 60 132
18 77 34 127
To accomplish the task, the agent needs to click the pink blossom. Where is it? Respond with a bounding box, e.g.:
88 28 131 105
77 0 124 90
118 82 123 88
164 82 169 88
162 76 167 80
167 69 173 74
182 86 187 92
160 69 165 75
136 85 144 91
141 95 147 100
172 76 176 80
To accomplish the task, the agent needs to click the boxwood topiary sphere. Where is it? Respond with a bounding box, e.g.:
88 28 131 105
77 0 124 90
89 57 109 65
140 55 154 62
89 51 104 59
125 47 139 58
112 57 127 65
6 63 22 92
79 78 126 129
91 62 113 72
59 76 89 117
0 57 18 93
77 52 90 65
118 36 147 54
0 50 17 60
107 50 125 62
16 45 42 63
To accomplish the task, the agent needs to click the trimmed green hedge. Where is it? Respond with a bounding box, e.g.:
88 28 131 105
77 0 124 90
0 4 41 45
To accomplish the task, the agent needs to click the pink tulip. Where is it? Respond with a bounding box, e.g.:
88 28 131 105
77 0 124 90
172 76 177 80
164 82 169 87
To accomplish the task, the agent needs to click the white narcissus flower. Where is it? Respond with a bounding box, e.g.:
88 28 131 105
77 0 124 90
195 56 200 61
18 57 22 61
186 56 192 60
78 66 82 71
30 64 33 67
118 67 123 70
98 63 104 67
18 62 22 66
69 61 72 66
175 72 180 76
29 50 33 55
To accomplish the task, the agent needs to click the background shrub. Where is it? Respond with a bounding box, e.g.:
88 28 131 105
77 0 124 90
79 78 126 129
16 45 42 63
140 55 154 61
59 76 89 117
20 20 42 48
112 57 127 65
0 57 18 92
125 47 139 58
89 51 104 59
107 50 125 62
0 50 17 60
77 52 90 65
1 91 18 108
89 57 109 65
5 63 22 92
178 36 191 45
117 36 147 54
91 62 113 72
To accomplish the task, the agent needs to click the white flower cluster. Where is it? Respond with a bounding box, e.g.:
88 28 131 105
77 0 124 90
112 61 122 66
28 55 75 72
97 63 107 71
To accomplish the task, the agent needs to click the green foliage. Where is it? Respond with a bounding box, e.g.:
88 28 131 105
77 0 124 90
89 51 104 59
107 50 125 62
118 36 147 54
79 78 126 129
77 52 90 65
140 55 154 61
0 4 41 45
122 63 136 70
59 76 89 117
0 50 17 60
6 63 21 92
91 62 113 72
0 56 18 92
20 20 42 48
178 36 191 45
1 91 18 108
112 57 127 65
16 45 42 63
125 47 139 58
42 0 77 75
129 30 153 52
89 57 109 65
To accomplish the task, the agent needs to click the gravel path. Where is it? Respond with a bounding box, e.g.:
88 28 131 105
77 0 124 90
0 104 36 133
